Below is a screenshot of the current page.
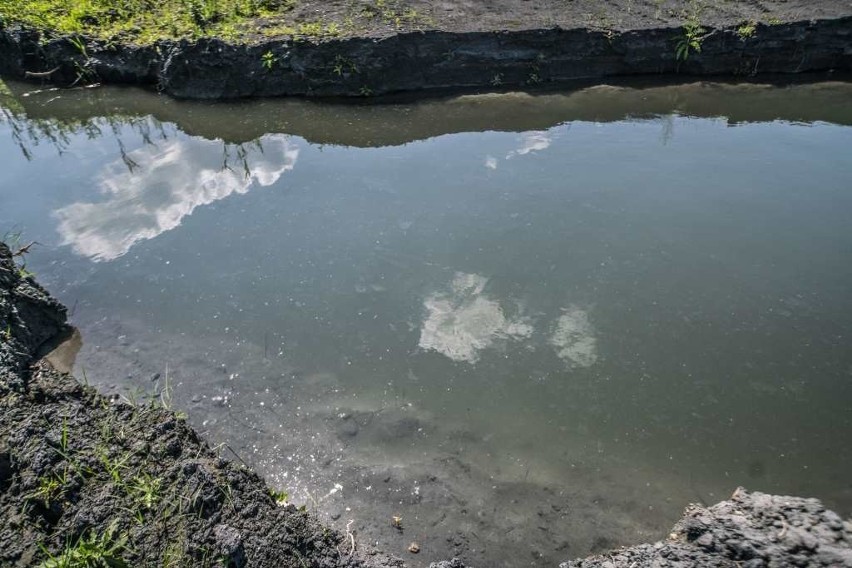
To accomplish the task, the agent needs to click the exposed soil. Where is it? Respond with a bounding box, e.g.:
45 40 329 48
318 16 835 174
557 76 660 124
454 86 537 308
275 0 852 36
564 488 852 567
1 1 850 98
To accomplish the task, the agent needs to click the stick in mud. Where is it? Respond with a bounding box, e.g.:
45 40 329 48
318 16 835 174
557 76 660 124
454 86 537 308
24 67 60 79
224 442 250 468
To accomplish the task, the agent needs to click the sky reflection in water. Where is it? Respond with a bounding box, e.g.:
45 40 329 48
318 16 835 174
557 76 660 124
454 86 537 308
54 134 298 261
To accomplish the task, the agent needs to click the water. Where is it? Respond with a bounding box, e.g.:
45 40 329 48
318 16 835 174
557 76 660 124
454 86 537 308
2 78 852 566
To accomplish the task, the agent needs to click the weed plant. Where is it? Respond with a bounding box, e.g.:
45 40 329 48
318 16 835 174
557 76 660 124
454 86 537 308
676 17 705 60
38 521 129 568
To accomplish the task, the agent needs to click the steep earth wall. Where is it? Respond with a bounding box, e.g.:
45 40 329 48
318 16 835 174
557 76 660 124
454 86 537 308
1 15 851 99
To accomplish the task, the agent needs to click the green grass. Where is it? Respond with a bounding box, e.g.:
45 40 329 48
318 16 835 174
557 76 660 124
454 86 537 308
0 0 298 43
362 0 422 29
269 487 289 504
736 20 756 39
38 522 129 568
675 13 705 61
0 0 428 43
29 473 67 506
127 473 162 510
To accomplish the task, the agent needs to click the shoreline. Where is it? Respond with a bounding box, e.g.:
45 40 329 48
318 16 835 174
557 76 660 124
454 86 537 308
1 3 851 99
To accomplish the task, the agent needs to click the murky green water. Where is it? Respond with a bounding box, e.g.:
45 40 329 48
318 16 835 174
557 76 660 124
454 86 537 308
2 78 852 567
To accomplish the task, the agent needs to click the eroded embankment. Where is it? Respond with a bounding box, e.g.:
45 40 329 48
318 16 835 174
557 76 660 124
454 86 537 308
1 13 851 99
0 242 410 567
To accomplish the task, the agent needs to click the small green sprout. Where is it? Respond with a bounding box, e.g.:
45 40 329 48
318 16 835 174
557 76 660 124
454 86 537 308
261 50 277 70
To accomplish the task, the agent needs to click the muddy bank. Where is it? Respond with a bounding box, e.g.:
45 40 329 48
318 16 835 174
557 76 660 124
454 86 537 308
1 1 851 99
0 241 411 567
564 488 852 567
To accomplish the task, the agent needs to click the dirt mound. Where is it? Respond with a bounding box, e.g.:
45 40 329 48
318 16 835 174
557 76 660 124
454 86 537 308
563 488 852 567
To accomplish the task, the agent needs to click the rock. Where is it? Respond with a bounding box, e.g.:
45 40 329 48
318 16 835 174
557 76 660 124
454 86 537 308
562 488 852 567
429 559 466 568
213 524 246 568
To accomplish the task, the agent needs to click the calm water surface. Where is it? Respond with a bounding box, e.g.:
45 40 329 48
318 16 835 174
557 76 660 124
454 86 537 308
2 79 851 566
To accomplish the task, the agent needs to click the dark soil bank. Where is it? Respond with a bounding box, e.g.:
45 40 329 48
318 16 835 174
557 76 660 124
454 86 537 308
1 1 851 99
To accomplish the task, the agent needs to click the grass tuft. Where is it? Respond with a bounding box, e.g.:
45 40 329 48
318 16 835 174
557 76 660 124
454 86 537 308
0 0 298 43
38 521 129 568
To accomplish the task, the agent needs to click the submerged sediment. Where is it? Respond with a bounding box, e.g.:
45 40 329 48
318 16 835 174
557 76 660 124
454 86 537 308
0 1 851 99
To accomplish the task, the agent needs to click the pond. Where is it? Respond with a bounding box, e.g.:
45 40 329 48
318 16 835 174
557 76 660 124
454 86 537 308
2 78 851 567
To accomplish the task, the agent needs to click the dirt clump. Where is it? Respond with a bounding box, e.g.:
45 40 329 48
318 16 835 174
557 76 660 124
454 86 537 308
563 487 852 567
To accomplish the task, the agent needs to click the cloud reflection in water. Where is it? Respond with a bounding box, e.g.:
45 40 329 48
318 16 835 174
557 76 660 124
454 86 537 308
505 131 552 159
54 134 299 261
419 273 533 363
